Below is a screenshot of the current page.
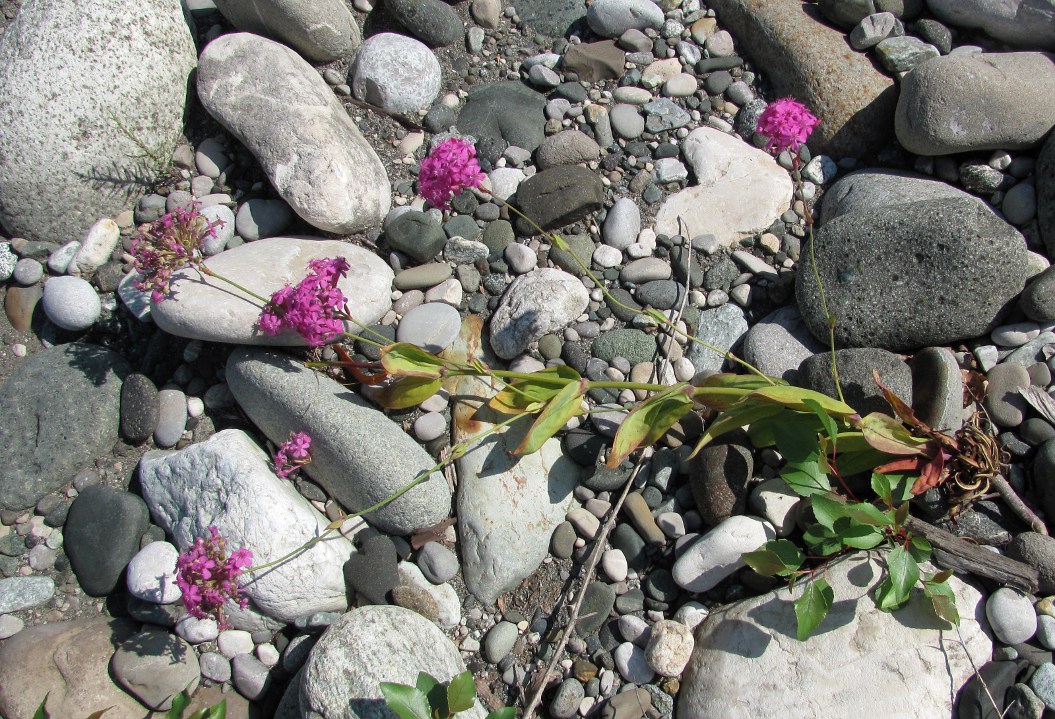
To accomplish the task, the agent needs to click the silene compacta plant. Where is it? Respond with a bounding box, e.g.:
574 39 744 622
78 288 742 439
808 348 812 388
130 96 1017 716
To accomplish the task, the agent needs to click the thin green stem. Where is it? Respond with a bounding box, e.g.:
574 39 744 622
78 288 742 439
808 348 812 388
804 204 845 405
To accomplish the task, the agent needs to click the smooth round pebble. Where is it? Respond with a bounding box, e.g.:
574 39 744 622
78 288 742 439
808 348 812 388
505 243 537 273
672 601 709 629
483 621 519 664
200 204 236 255
1037 614 1055 651
175 615 219 644
232 653 271 701
396 302 461 353
256 643 281 667
413 412 447 442
550 678 585 719
12 258 43 285
601 548 628 582
41 276 101 331
126 541 182 604
154 388 188 448
200 651 232 682
617 614 651 646
986 588 1037 645
0 614 25 639
613 642 655 684
218 629 256 658
644 619 694 677
417 541 459 583
593 244 623 268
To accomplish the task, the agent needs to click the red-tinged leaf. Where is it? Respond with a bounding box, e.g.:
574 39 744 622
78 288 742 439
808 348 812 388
609 385 694 466
859 413 930 456
748 384 858 419
486 367 581 415
380 342 447 378
872 368 926 429
374 377 443 410
910 448 947 495
874 456 926 474
335 344 389 384
514 379 585 455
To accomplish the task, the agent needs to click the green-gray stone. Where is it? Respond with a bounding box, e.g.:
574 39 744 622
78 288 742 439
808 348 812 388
385 211 447 263
482 220 514 252
577 581 616 636
538 333 563 359
591 329 658 365
443 214 482 241
548 234 596 275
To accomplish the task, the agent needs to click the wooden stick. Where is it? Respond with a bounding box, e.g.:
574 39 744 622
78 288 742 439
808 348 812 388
990 473 1048 536
904 515 1040 593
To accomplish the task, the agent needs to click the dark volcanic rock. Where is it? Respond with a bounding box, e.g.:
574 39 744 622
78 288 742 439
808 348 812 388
514 166 604 233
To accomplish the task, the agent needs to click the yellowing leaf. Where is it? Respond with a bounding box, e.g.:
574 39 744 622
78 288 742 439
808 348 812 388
514 379 586 455
380 343 446 378
859 413 930 456
608 385 694 466
749 384 858 419
688 401 786 457
374 377 442 410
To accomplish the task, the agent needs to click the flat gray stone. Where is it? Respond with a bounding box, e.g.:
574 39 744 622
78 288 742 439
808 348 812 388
396 302 462 353
798 348 912 417
457 81 547 152
226 347 450 535
685 303 749 374
212 0 360 61
741 306 826 383
198 33 390 234
111 628 200 711
0 0 195 243
926 0 1055 50
0 577 55 614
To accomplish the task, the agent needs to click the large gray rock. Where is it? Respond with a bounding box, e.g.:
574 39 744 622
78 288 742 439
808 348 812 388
586 0 664 37
677 553 991 718
796 197 1029 351
925 0 1055 49
0 618 148 719
895 52 1055 155
300 606 487 719
655 127 793 244
111 628 200 711
489 268 590 359
457 81 547 152
706 0 897 157
818 169 967 223
446 318 579 606
149 237 392 346
351 33 442 114
797 348 912 416
0 344 128 511
212 0 361 61
226 347 450 535
0 0 195 243
139 429 354 623
198 33 390 235
1037 125 1055 256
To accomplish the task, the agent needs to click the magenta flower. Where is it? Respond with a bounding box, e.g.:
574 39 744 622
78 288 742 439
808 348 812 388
274 431 312 478
132 206 224 303
258 257 351 346
418 138 486 210
755 98 821 155
175 527 253 629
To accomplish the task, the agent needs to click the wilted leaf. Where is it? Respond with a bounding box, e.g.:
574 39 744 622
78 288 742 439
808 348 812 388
609 386 694 466
924 575 961 625
691 373 785 410
379 683 432 719
514 379 585 455
410 518 457 550
859 413 929 456
872 369 926 430
909 449 948 496
381 343 447 378
794 578 834 640
374 377 443 410
447 670 477 715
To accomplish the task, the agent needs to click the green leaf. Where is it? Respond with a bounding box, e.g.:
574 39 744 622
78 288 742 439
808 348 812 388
485 709 517 719
486 366 582 414
824 433 890 477
802 397 840 447
416 673 447 718
374 377 443 410
690 400 786 457
909 535 933 563
885 545 920 607
446 671 477 716
749 384 858 419
379 683 433 719
871 472 893 506
380 343 447 378
514 378 585 455
859 413 930 456
794 578 834 640
893 502 910 531
33 698 49 719
550 233 570 251
837 523 885 550
781 460 832 497
924 575 961 625
771 414 823 465
842 502 893 528
165 693 191 719
873 575 899 612
742 540 804 576
803 523 845 557
809 494 847 531
610 385 694 466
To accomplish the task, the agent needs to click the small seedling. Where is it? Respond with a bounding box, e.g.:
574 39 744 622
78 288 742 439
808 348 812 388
380 671 514 719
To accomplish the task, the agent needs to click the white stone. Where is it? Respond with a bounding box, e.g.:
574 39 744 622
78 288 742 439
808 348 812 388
41 276 101 331
352 33 442 114
586 0 664 37
672 515 775 593
0 0 196 243
198 33 390 235
672 601 708 630
678 554 992 719
603 197 641 250
71 219 120 277
986 587 1037 645
138 429 354 623
645 619 694 677
126 541 181 604
487 167 526 201
397 561 462 629
489 268 590 359
593 244 623 268
218 629 255 658
175 615 219 644
748 478 802 538
614 642 655 684
151 237 392 345
47 241 80 274
656 127 793 246
600 549 628 582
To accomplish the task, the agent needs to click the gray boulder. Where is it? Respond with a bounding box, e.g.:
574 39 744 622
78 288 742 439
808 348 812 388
1038 130 1055 257
0 0 195 243
138 429 354 623
197 33 390 235
677 554 991 718
0 344 128 511
226 347 451 535
895 52 1055 155
740 306 826 382
300 606 486 719
457 81 547 152
818 169 967 223
796 197 1028 351
586 0 665 37
212 0 361 61
797 348 912 416
925 0 1055 49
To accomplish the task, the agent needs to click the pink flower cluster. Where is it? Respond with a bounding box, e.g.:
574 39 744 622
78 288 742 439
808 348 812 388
259 257 350 346
755 98 821 154
132 206 223 303
274 431 312 478
418 138 486 210
175 527 253 628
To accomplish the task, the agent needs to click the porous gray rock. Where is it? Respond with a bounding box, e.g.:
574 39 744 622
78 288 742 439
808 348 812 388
0 0 195 243
1037 131 1055 257
586 0 664 37
138 429 354 623
677 554 991 718
796 198 1028 351
198 33 390 234
212 0 361 61
0 344 128 511
797 348 912 417
535 130 602 170
384 0 464 47
351 33 442 114
818 169 966 223
925 0 1055 49
740 306 826 382
489 268 590 359
226 347 450 535
895 52 1055 155
300 606 487 719
150 238 392 346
